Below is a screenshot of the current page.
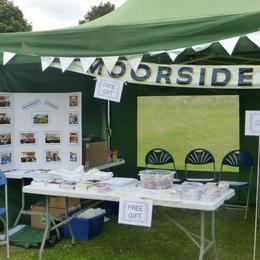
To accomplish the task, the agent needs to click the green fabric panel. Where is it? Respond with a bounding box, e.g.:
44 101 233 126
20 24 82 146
110 83 137 178
10 226 45 248
9 226 58 248
0 0 260 57
239 92 259 203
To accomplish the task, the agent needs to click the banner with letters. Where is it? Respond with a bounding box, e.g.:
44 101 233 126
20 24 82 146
58 60 260 89
89 61 260 89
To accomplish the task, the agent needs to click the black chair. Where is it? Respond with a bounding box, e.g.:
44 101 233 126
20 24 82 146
145 148 180 182
219 150 253 219
184 148 216 183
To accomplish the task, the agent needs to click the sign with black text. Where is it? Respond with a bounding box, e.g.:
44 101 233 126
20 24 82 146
94 78 124 102
118 197 153 227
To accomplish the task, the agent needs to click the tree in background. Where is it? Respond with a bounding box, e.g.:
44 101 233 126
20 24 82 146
79 2 115 24
0 0 32 32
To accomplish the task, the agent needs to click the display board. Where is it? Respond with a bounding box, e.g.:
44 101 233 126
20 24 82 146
0 92 82 170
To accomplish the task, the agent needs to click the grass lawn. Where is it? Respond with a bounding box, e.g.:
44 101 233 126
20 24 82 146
0 207 258 260
137 95 239 171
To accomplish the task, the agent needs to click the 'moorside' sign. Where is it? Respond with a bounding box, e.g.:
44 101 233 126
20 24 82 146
86 61 260 89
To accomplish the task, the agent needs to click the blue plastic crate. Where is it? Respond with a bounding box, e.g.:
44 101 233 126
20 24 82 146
63 214 105 241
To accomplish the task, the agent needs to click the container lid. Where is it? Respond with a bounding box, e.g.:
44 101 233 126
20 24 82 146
139 169 175 175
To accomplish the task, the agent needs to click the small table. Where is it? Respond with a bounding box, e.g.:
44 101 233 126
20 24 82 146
94 158 125 170
23 183 234 260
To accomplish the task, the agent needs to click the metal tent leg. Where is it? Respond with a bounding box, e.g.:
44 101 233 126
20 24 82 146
39 196 50 260
5 181 9 258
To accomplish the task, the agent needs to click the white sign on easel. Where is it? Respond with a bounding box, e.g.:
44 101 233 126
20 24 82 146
245 111 260 260
94 78 124 103
118 197 153 227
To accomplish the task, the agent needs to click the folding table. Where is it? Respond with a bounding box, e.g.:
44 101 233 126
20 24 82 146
23 183 234 260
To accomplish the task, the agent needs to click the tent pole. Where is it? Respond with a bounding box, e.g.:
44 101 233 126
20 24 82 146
107 100 111 150
253 137 260 260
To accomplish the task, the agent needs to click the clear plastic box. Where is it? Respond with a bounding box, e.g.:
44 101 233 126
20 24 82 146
139 169 175 189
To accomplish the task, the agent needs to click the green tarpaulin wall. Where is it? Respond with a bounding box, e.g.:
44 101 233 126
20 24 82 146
0 0 260 221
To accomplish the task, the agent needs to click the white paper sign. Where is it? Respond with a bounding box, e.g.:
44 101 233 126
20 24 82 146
245 111 260 136
94 78 124 102
118 197 153 227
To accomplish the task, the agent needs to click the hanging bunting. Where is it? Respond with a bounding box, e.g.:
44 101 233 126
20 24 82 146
219 36 240 55
102 56 119 73
3 52 16 65
246 31 260 48
125 54 143 72
192 43 212 52
40 56 55 71
80 57 96 73
148 50 165 56
59 57 74 72
167 48 185 62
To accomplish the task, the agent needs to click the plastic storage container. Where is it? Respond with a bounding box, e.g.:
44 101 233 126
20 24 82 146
139 169 175 189
63 214 105 241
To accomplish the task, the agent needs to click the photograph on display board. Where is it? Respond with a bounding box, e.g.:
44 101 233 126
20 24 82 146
69 111 79 125
69 95 79 107
0 112 11 125
45 150 61 163
0 133 11 145
32 112 49 125
70 151 78 163
45 132 62 144
19 132 37 145
0 152 11 165
0 95 11 107
21 151 36 163
69 131 79 145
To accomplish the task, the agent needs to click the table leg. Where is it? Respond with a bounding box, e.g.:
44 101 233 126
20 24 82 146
14 178 25 226
39 195 50 260
199 212 205 260
211 211 218 260
65 197 75 245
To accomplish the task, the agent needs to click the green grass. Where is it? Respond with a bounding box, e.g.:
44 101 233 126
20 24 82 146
137 96 239 170
0 207 258 260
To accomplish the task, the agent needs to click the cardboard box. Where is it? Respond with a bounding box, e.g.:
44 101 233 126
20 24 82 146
83 139 107 168
31 204 79 229
49 196 80 209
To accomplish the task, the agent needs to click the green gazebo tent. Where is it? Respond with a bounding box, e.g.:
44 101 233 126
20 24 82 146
0 0 260 221
0 0 260 59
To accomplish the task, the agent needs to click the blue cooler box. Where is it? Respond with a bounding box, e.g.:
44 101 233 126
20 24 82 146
63 214 105 240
